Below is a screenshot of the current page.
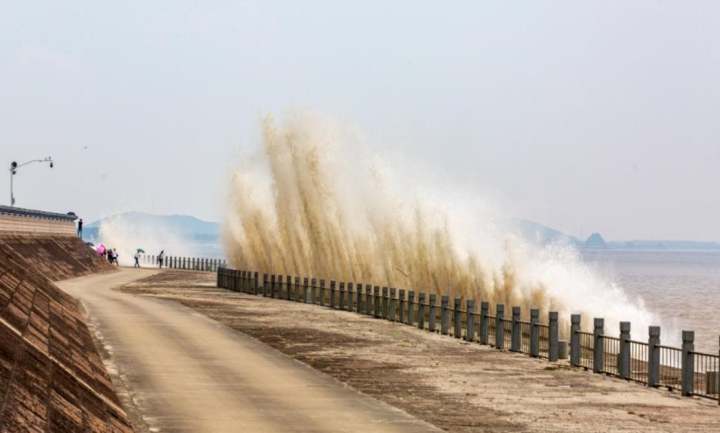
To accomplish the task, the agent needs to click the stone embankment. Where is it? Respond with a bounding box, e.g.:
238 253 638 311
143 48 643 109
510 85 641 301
0 207 132 433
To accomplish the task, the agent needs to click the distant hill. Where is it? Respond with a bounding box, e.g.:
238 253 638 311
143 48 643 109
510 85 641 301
501 222 720 251
84 212 220 243
501 218 580 247
82 212 223 260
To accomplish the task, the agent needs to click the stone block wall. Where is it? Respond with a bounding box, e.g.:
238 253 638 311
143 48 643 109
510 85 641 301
0 205 77 237
0 236 134 432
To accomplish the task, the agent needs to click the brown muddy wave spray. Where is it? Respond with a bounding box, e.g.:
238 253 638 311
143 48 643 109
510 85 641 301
224 112 661 333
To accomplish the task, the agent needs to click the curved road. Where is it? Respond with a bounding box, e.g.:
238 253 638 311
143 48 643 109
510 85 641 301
58 269 441 433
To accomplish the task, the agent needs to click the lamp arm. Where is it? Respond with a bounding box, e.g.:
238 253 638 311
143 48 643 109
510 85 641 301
16 157 53 169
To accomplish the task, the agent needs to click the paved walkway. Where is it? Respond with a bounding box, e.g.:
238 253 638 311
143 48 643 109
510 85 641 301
58 269 441 433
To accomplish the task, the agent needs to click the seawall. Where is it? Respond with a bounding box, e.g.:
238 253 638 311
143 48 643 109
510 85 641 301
0 206 133 433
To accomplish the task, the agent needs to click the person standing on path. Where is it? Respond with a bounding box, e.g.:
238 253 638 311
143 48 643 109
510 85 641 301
158 250 164 268
77 218 83 237
134 252 141 268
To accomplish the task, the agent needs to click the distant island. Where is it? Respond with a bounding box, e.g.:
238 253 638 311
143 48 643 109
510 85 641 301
584 233 607 249
503 219 720 251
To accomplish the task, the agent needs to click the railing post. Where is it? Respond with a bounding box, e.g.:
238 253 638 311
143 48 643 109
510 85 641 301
530 308 540 357
366 284 373 316
270 274 276 298
253 272 259 295
440 295 450 335
347 282 354 311
309 278 317 304
570 314 581 366
329 281 336 308
389 288 396 321
417 292 426 330
339 282 346 310
465 299 475 342
549 311 559 362
495 304 504 349
619 321 631 379
593 318 604 373
382 287 389 319
511 306 521 352
480 302 489 345
357 284 364 313
302 278 309 303
407 290 415 325
262 273 268 297
309 277 316 304
428 294 437 332
374 286 381 318
647 326 660 387
318 279 326 306
293 276 301 302
453 297 462 339
682 330 695 396
398 289 405 322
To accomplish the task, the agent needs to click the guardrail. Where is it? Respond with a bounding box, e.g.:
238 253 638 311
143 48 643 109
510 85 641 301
217 266 720 404
139 254 226 272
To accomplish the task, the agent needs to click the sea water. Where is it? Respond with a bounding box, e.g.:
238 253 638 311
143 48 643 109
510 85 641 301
582 249 720 353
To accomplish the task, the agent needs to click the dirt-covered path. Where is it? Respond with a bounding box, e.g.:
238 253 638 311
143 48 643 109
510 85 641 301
115 270 720 433
57 269 441 433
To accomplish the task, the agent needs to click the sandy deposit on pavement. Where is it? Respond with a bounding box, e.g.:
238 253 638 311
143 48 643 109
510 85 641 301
120 270 720 433
61 269 443 433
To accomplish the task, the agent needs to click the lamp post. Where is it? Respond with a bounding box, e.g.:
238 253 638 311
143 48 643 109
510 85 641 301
9 157 54 206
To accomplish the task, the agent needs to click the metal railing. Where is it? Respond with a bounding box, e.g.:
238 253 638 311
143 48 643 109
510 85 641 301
692 351 720 400
629 340 649 384
217 266 720 404
520 321 531 353
538 324 550 359
602 336 621 376
657 345 683 392
575 331 594 370
141 254 225 272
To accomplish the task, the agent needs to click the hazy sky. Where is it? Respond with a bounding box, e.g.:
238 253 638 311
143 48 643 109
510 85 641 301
1 1 719 241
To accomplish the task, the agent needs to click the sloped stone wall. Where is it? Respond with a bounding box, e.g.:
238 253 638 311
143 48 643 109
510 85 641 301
0 235 113 281
0 233 133 432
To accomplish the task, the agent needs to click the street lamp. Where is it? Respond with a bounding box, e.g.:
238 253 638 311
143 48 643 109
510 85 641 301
9 156 54 206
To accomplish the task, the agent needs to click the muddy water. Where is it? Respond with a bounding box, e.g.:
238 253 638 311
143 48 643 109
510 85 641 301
582 250 720 353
